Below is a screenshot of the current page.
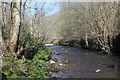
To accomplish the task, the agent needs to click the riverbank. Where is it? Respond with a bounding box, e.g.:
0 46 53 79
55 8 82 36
59 35 120 56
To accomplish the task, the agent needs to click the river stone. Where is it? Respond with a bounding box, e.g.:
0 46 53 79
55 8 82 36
59 63 64 66
52 57 58 62
55 51 61 55
49 60 55 64
95 69 101 73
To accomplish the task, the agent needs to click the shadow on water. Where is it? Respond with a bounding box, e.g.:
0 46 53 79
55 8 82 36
49 45 120 78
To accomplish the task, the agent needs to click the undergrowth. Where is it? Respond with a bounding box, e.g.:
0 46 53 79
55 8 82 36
2 33 51 78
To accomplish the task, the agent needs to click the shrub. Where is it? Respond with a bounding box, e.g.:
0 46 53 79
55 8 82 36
2 33 51 78
2 49 49 78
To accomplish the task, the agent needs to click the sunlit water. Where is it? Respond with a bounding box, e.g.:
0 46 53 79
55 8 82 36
50 45 120 78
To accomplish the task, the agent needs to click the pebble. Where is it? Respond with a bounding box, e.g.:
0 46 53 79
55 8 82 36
59 63 64 66
95 69 101 73
49 60 55 64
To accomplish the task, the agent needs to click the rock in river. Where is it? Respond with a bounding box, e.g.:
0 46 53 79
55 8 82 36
95 69 101 73
59 63 64 66
55 51 61 55
49 60 56 64
107 65 116 68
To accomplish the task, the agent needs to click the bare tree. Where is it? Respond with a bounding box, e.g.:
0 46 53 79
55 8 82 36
0 2 7 56
58 2 118 53
9 1 21 52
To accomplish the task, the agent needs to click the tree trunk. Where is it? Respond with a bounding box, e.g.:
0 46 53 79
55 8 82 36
85 25 89 48
0 29 6 56
9 2 20 52
85 32 89 48
0 2 6 57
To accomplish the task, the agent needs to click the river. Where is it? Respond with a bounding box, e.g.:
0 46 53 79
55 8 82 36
49 45 120 78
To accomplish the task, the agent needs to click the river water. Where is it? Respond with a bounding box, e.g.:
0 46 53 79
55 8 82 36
50 45 120 78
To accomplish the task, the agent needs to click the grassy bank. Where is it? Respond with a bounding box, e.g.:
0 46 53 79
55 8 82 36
2 34 51 79
2 49 49 78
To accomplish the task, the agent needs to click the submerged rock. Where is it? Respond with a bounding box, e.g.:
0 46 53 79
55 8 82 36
70 74 73 77
54 51 61 55
107 65 116 68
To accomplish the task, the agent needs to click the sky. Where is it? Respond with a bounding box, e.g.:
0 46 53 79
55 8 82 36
45 2 61 16
2 0 119 2
26 2 61 16
25 0 119 16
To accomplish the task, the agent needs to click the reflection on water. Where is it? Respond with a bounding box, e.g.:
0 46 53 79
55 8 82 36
50 45 120 78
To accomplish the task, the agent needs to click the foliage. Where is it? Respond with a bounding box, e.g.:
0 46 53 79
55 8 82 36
18 31 50 59
2 33 51 78
2 49 49 78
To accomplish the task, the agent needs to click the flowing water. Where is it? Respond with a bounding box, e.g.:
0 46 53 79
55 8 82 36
50 45 120 78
